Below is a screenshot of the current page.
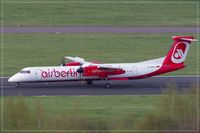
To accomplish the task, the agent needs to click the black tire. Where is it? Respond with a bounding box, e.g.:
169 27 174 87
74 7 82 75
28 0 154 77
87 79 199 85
16 83 22 88
87 80 93 85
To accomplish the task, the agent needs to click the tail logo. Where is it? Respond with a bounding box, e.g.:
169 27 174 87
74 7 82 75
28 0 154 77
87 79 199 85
173 49 184 59
171 42 189 64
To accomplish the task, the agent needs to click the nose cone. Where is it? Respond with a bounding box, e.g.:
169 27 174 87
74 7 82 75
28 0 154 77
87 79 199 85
8 74 19 82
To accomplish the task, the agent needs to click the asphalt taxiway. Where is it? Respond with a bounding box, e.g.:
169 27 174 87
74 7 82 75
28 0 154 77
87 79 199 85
1 76 199 96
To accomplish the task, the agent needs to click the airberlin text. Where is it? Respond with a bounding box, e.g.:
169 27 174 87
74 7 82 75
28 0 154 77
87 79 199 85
41 68 80 78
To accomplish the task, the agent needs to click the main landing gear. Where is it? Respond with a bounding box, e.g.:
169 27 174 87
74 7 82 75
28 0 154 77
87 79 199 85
105 83 111 88
86 79 111 88
86 80 93 85
104 78 111 88
16 83 23 88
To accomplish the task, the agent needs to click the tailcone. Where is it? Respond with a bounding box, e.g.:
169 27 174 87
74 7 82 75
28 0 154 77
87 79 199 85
160 64 185 74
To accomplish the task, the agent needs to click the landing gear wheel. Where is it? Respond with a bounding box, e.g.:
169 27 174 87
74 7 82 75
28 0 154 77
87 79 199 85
86 80 93 85
105 83 111 88
16 83 23 88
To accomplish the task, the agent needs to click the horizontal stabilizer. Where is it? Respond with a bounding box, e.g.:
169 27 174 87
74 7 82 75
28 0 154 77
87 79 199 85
172 36 197 42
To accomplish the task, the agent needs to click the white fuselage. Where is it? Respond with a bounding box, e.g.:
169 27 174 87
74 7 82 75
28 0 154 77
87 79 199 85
8 57 164 83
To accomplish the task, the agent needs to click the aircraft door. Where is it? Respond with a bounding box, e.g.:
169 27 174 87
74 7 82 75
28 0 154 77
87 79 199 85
35 69 41 81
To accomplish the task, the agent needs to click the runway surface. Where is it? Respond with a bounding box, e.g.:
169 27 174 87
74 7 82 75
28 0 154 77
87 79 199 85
1 76 199 96
1 26 199 33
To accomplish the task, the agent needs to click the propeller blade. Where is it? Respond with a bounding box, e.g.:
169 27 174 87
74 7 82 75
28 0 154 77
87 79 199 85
60 57 66 66
77 67 84 73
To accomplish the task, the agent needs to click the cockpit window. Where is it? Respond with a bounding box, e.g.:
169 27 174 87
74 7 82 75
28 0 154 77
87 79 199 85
19 70 31 74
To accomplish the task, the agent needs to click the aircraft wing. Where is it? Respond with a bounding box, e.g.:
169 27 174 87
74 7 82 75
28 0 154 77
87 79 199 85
65 56 93 65
65 56 123 70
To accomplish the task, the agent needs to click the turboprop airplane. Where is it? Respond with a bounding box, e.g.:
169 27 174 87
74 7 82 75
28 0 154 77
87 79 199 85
8 36 196 88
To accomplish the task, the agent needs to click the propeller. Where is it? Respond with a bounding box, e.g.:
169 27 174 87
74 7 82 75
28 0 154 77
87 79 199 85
76 64 88 84
60 57 66 66
76 63 90 74
77 67 84 74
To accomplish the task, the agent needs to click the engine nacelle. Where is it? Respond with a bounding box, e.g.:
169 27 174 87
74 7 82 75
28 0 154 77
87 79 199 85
65 62 81 66
83 66 125 78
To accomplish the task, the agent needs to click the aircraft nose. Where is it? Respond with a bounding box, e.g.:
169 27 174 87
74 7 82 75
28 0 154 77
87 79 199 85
8 74 19 82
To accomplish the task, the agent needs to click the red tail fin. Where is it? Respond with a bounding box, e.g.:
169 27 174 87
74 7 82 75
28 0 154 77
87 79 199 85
139 36 196 77
163 36 196 66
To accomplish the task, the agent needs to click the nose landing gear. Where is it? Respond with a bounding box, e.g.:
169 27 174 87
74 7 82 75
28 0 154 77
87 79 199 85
103 78 111 88
16 83 23 88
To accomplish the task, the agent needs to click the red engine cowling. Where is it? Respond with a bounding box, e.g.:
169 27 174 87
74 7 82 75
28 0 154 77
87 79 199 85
83 66 125 78
65 62 81 66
